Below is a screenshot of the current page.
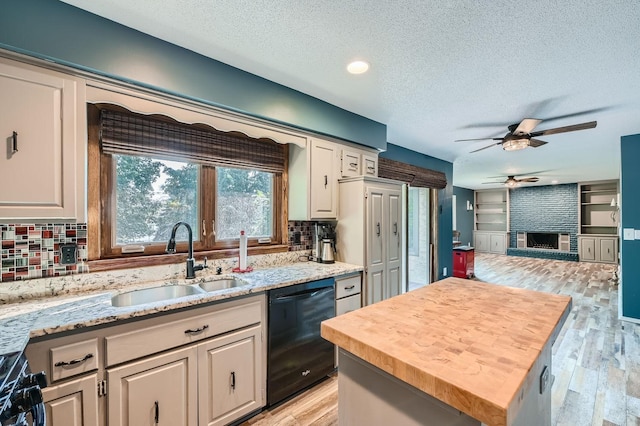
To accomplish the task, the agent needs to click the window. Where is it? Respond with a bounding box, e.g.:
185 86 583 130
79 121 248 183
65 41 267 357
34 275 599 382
89 105 287 262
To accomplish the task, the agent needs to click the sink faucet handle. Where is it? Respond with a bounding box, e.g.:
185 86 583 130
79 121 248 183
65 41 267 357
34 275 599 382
216 266 222 275
203 257 208 268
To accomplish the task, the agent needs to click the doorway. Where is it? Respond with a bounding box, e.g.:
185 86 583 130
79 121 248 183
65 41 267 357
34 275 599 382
407 187 431 291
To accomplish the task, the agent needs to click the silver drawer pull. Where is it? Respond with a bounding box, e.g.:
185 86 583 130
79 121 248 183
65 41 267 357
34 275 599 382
344 285 355 290
184 324 209 334
54 353 93 367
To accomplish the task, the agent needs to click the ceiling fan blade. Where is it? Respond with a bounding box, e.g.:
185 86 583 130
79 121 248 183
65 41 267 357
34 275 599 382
512 118 542 135
470 142 502 153
455 137 503 142
519 177 540 182
541 107 611 123
529 139 548 148
531 121 597 137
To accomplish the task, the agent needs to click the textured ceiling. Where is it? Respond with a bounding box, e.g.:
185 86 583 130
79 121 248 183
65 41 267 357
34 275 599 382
60 0 640 189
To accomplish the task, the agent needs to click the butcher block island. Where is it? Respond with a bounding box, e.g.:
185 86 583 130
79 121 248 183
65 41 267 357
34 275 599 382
321 277 572 426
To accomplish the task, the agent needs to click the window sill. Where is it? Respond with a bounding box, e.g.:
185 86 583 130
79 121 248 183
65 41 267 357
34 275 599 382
88 245 289 273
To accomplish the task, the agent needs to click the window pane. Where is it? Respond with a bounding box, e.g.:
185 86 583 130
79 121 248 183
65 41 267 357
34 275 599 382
216 167 273 240
115 155 199 245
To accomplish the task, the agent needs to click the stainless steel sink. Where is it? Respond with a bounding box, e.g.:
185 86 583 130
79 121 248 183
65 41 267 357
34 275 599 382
198 278 246 292
111 285 204 307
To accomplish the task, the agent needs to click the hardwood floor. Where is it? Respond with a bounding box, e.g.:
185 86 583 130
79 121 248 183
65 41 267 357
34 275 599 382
243 253 636 425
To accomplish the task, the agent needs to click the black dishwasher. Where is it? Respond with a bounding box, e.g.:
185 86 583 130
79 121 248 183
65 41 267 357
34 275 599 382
267 278 335 406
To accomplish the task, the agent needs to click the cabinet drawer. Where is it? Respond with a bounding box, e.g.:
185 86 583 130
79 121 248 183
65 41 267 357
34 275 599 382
50 338 99 382
335 275 361 299
105 299 262 367
336 294 361 315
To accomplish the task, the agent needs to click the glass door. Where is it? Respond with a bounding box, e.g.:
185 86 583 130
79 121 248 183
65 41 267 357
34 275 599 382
407 187 430 291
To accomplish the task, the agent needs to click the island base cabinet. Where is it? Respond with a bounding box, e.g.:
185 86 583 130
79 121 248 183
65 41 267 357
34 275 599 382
337 347 552 426
43 374 99 426
337 349 479 426
198 325 263 426
107 346 198 426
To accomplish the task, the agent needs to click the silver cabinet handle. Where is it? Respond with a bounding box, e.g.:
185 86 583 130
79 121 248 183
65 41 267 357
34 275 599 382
231 371 236 390
154 401 159 424
55 353 94 367
324 175 328 187
184 324 209 334
367 166 375 172
344 285 355 290
393 223 398 235
376 223 381 236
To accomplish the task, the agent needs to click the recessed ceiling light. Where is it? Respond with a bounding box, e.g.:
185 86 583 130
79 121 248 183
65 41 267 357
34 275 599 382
347 60 369 74
551 180 558 184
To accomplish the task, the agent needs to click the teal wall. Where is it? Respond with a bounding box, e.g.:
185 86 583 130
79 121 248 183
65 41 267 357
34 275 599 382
1 0 455 280
453 186 474 246
0 0 386 150
380 144 454 280
621 134 640 319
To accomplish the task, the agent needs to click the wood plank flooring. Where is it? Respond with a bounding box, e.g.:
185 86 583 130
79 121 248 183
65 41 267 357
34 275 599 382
242 253 636 426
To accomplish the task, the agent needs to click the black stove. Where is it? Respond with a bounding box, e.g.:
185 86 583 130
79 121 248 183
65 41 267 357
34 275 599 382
0 351 46 426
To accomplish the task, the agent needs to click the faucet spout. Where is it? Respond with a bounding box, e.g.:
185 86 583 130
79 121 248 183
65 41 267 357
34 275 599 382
167 222 206 279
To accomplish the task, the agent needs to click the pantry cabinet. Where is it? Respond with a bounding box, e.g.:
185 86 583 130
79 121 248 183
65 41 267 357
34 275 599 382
0 57 84 221
337 176 404 306
474 189 509 254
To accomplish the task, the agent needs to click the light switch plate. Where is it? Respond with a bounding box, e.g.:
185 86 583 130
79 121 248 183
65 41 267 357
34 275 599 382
624 228 635 241
59 243 78 265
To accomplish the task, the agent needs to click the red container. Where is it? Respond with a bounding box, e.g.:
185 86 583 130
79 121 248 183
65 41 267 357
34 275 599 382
453 246 475 279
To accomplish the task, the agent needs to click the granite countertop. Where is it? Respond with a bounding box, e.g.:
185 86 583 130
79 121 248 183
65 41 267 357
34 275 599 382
321 277 572 426
0 261 362 356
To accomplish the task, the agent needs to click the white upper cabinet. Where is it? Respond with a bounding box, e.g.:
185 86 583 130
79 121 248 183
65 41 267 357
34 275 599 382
289 138 339 220
0 58 85 221
340 148 378 178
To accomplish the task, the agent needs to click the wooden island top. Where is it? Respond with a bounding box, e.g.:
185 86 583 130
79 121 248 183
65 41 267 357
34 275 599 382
321 277 572 426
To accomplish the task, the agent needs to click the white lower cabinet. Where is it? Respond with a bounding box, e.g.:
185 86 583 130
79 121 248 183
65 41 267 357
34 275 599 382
474 231 507 254
578 235 618 264
198 325 263 426
26 294 266 426
43 374 99 426
108 346 198 426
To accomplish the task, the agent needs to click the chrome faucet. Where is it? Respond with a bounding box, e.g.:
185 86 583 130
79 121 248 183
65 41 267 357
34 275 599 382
166 221 207 279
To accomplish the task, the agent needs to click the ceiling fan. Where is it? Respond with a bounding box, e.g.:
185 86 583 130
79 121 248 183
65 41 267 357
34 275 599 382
456 119 597 153
483 175 539 187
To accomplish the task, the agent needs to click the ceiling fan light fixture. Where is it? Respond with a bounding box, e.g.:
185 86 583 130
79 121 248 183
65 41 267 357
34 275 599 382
504 179 518 188
502 138 530 151
347 60 370 74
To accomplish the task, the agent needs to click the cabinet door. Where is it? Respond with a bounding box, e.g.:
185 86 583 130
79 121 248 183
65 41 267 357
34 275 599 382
367 189 385 268
341 149 360 177
599 238 616 263
474 233 490 252
362 154 377 176
0 59 81 220
490 233 505 254
580 237 596 261
309 139 337 218
107 346 198 426
386 189 402 298
365 266 385 306
198 325 263 426
43 374 99 426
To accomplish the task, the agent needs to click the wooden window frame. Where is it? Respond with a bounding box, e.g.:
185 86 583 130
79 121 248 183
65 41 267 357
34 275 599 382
87 105 289 272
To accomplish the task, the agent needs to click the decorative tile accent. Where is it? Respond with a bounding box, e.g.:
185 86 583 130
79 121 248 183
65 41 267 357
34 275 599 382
288 221 316 251
0 223 89 283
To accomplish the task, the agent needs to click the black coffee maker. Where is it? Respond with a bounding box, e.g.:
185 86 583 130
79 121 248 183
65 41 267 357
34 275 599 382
315 222 336 264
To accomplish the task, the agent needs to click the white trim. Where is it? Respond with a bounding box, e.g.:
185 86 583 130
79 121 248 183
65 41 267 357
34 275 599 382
86 81 308 148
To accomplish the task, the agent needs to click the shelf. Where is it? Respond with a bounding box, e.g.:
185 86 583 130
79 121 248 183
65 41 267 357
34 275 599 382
581 189 616 194
581 202 614 206
476 221 506 225
582 225 617 228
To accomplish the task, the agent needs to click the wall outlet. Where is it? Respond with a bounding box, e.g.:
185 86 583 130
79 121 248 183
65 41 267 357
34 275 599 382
59 243 78 265
443 267 448 276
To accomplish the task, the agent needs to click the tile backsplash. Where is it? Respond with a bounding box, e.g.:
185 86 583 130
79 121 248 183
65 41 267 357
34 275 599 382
0 220 321 284
1 223 88 283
